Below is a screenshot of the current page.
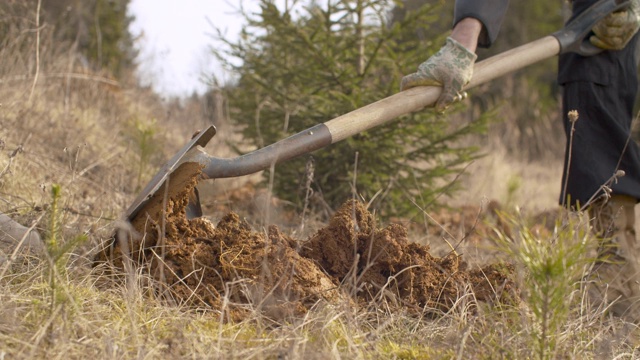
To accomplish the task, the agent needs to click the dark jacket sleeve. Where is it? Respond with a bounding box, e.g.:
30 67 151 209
454 0 509 48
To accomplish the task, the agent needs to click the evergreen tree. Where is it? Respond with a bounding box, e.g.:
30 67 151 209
86 0 135 77
214 0 487 217
42 0 136 78
0 0 136 79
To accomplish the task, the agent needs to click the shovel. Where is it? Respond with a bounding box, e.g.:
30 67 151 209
126 0 629 223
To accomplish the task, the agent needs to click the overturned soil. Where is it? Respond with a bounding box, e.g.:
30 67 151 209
96 167 519 321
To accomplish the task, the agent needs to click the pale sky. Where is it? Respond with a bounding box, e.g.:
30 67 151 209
128 0 286 98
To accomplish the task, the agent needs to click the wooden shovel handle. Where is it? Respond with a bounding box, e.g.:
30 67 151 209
325 36 560 143
201 36 561 180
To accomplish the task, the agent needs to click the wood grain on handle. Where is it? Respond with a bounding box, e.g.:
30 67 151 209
469 36 560 87
325 36 561 144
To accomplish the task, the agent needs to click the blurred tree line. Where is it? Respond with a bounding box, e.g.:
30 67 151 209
0 0 135 79
43 0 136 78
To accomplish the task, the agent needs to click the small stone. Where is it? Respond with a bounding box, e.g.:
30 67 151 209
0 212 43 257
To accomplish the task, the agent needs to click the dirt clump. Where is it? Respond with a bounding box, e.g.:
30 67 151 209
96 170 518 320
301 200 518 311
94 161 205 268
157 212 344 321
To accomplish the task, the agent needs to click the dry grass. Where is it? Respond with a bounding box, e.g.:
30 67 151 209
450 147 563 212
2 248 639 359
2 4 640 359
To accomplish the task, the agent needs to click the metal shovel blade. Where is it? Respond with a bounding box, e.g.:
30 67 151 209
125 126 216 222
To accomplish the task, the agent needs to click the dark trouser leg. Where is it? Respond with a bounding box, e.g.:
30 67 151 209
559 82 640 207
560 70 640 320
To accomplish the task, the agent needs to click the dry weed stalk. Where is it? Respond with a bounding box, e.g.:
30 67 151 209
561 109 579 204
27 0 42 103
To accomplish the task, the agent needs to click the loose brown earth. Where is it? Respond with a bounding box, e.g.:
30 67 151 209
96 166 519 321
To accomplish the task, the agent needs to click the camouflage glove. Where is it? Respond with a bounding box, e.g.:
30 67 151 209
590 0 640 50
400 37 477 112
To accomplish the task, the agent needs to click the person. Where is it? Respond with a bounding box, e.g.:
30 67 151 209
401 0 640 320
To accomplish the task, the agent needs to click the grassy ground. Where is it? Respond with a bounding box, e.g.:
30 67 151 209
2 12 640 360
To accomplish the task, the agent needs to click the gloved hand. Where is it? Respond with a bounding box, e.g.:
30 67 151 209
590 0 640 50
400 37 477 112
